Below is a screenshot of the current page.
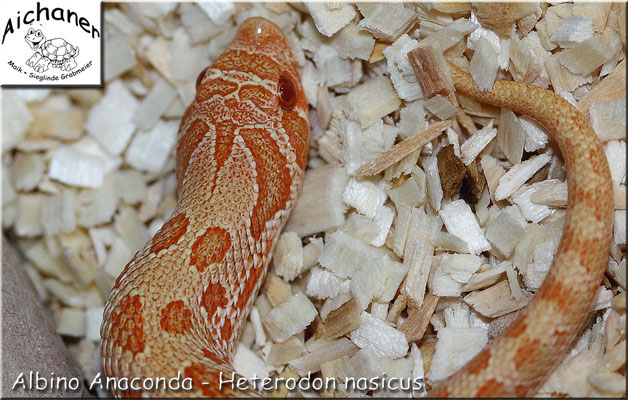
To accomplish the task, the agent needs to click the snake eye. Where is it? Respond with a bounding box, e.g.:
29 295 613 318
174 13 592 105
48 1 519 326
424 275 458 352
278 75 297 111
196 67 209 90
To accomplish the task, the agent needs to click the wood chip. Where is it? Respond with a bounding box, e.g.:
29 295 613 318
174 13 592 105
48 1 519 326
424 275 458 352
437 145 466 199
284 165 349 237
545 52 593 93
485 208 527 258
265 336 305 368
350 312 409 359
272 232 304 282
590 98 626 142
480 154 506 201
577 60 626 120
470 37 499 92
346 76 402 128
473 2 538 37
431 253 483 297
262 292 318 343
399 292 439 344
357 3 417 42
85 80 139 156
342 178 387 219
550 16 594 48
263 274 292 308
497 109 526 165
573 2 612 32
427 325 488 381
402 208 439 307
329 23 375 61
354 120 451 177
460 160 486 204
368 41 388 63
419 18 479 52
423 155 444 211
338 348 384 383
322 298 361 340
462 263 507 292
288 338 358 376
306 266 350 300
383 34 422 101
529 179 568 207
557 28 622 76
464 280 533 318
305 2 356 37
10 153 46 192
424 95 459 120
495 153 552 200
460 120 498 165
408 45 457 105
613 185 626 210
440 199 491 255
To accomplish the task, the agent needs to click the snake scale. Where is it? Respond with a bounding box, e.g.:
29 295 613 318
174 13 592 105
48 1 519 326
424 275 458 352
100 17 613 398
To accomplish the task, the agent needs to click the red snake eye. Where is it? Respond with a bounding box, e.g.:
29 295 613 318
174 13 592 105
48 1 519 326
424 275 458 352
196 67 209 90
278 75 297 111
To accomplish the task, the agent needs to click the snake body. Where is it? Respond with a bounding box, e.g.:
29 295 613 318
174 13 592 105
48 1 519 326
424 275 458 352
431 65 613 397
101 17 613 398
100 18 308 397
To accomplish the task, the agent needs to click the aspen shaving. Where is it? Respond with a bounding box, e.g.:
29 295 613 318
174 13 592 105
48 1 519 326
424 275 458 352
354 120 451 177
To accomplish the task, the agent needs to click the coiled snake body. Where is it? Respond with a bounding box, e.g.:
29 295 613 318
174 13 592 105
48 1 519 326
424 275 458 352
101 17 613 397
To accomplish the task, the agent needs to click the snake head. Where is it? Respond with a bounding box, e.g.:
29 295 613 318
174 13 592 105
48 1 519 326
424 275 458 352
210 17 307 115
184 17 309 182
228 17 309 166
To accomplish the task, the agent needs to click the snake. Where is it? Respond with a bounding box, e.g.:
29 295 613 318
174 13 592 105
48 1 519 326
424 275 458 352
100 16 614 398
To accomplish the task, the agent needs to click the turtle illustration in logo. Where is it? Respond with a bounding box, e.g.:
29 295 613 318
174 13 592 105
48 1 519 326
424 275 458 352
24 28 80 73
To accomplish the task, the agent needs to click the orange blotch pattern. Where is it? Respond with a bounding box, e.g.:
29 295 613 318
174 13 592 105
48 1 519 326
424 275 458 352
201 281 228 315
183 363 216 397
220 317 234 342
109 295 144 357
177 118 210 186
213 122 237 174
537 279 570 312
214 51 280 82
514 338 541 371
282 111 309 169
514 384 529 397
241 128 292 241
159 300 193 335
234 266 263 313
202 348 224 366
239 84 274 112
226 97 272 125
120 389 142 398
504 320 528 340
576 238 598 272
197 77 239 103
190 227 232 273
474 378 509 397
466 350 491 375
150 213 189 255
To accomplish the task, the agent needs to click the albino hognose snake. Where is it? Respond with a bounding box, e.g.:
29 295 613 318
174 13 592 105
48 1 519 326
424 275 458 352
100 17 613 397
